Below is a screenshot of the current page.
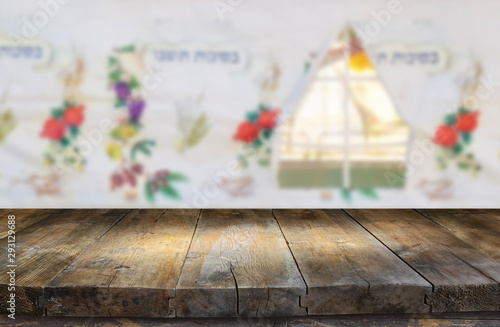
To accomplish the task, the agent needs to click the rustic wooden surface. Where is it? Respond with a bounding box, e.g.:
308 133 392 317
2 312 500 327
0 210 60 239
41 209 199 318
418 209 500 262
170 209 306 318
345 209 500 313
1 209 500 318
0 209 128 316
274 209 431 315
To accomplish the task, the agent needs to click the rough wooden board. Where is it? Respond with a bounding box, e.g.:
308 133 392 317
274 209 431 315
345 209 500 313
418 209 500 263
0 210 60 239
0 209 128 316
42 209 200 318
170 209 307 318
2 313 500 327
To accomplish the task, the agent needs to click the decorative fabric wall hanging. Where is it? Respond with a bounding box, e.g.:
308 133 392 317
23 59 87 195
106 45 188 202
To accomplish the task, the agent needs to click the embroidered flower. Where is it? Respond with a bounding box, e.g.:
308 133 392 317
234 121 260 143
63 105 85 127
455 111 479 133
41 118 66 141
434 125 458 148
257 109 279 129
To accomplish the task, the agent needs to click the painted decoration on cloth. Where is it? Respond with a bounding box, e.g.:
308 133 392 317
22 59 87 195
106 45 188 202
0 1 498 208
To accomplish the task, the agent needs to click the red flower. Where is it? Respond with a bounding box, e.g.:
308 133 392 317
63 105 85 127
41 118 66 141
234 121 260 143
434 125 458 148
455 111 479 133
257 109 279 129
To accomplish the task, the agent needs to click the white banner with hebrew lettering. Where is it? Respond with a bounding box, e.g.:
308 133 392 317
0 0 500 208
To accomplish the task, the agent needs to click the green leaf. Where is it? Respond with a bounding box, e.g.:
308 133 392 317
131 140 156 161
246 111 259 123
120 45 136 53
114 99 127 108
340 188 352 202
51 108 64 119
253 138 263 148
461 132 472 144
69 126 79 139
458 106 469 114
258 103 271 112
60 137 70 147
160 185 181 200
166 172 188 182
145 181 155 202
108 70 122 83
63 100 76 108
458 162 470 170
452 143 463 154
129 76 140 90
262 129 273 140
358 188 378 200
108 56 118 67
444 113 458 126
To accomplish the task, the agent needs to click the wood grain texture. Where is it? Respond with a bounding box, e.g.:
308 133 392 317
2 312 500 327
418 209 500 262
170 209 306 318
0 209 60 239
42 209 200 318
0 209 128 316
274 209 431 315
345 209 500 313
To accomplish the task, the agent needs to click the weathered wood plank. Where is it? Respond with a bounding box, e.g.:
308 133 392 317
345 209 500 312
0 209 60 239
2 313 500 327
170 209 306 318
0 209 128 316
274 209 431 315
418 209 500 262
42 209 200 318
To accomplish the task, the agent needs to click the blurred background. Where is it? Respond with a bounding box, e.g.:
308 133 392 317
0 0 499 208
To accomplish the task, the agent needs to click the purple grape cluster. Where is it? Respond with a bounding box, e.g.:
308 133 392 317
128 98 145 123
114 82 130 102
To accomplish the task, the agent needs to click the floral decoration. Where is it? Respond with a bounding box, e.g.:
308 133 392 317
107 45 187 202
40 58 86 179
233 104 280 168
40 101 86 172
433 107 481 176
